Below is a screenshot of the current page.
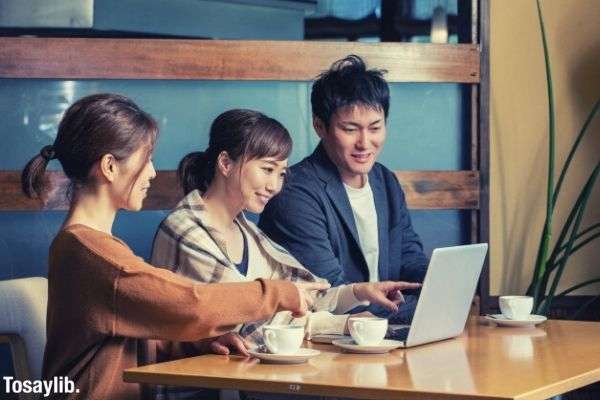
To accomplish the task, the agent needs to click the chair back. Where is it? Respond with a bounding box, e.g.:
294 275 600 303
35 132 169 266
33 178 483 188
0 277 48 380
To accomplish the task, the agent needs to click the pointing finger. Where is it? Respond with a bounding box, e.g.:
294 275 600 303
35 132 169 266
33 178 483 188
376 294 400 312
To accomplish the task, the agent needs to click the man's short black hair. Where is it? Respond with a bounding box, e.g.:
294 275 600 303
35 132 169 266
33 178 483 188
311 54 390 127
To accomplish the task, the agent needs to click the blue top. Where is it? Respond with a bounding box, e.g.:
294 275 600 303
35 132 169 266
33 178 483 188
259 143 429 322
234 225 249 276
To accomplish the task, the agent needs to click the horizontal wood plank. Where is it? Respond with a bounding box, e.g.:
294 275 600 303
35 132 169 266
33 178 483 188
0 38 480 83
0 170 479 211
395 170 480 209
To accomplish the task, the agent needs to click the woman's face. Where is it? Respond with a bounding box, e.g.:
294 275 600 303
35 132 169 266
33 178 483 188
112 145 156 211
231 156 288 213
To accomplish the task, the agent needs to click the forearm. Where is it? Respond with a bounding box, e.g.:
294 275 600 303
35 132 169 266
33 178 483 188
115 271 300 342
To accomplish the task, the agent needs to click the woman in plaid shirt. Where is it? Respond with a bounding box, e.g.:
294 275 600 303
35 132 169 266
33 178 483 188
151 109 420 354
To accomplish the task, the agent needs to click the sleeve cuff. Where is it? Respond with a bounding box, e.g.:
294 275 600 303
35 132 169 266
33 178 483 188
306 312 349 338
334 284 370 314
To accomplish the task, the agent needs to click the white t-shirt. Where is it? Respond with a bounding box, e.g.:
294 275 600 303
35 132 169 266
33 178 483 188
344 180 380 282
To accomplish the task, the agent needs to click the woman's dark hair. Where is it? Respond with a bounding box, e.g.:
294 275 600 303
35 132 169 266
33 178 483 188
311 54 390 128
178 109 292 195
21 93 159 199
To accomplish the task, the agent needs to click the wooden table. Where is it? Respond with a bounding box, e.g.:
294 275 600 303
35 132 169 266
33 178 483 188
124 318 600 399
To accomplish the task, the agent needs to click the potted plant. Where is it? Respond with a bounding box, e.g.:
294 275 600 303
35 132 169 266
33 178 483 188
525 0 599 318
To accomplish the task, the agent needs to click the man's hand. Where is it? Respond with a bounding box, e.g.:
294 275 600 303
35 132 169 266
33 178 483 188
208 332 251 357
291 281 331 317
352 281 422 312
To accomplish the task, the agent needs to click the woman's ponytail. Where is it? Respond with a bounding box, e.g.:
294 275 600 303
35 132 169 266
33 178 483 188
21 94 159 203
21 145 57 199
177 151 213 195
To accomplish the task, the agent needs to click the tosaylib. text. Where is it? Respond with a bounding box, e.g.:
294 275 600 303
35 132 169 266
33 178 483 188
3 376 79 397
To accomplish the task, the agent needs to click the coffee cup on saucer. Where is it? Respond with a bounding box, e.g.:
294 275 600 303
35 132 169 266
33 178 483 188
263 325 304 354
499 296 533 320
348 317 388 346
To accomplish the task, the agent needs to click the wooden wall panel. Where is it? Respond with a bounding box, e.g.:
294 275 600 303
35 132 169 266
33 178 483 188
394 170 479 209
0 38 480 83
0 170 479 211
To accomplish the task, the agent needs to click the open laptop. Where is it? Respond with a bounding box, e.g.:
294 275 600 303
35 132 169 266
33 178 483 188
312 243 488 348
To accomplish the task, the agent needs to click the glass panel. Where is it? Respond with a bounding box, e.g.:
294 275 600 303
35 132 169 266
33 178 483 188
382 83 469 170
0 79 468 170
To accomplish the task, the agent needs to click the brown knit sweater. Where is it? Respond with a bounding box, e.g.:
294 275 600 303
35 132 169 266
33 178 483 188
42 224 300 399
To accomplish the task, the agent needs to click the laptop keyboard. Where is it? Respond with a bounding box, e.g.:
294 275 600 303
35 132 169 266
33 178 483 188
387 324 410 341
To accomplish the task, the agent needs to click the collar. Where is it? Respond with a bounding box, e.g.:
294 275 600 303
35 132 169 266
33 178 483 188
175 190 317 280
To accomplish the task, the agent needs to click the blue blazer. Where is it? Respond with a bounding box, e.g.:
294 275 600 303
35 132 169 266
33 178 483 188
259 143 429 288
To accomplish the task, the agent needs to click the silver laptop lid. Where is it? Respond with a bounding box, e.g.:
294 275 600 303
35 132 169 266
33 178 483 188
405 243 488 347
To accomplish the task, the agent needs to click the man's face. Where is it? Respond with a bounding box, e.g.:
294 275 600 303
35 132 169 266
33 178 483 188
314 105 386 188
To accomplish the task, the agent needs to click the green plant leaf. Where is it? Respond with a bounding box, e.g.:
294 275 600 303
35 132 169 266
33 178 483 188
576 223 600 238
538 164 600 306
547 179 600 270
540 165 600 315
529 0 555 307
551 231 600 269
553 98 600 209
536 0 555 217
526 1 600 316
556 277 600 298
555 222 600 256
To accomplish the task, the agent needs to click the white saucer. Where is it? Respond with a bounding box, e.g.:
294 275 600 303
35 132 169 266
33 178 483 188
485 314 547 327
332 338 404 354
310 334 348 344
248 348 320 364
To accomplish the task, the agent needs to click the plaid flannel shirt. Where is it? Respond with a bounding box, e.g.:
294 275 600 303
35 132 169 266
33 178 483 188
151 190 353 347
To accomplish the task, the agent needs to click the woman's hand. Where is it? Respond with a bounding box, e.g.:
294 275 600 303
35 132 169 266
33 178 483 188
352 281 422 313
291 281 331 318
207 332 252 357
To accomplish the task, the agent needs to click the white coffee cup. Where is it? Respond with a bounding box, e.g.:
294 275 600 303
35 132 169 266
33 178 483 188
263 325 304 354
348 317 388 346
499 296 533 320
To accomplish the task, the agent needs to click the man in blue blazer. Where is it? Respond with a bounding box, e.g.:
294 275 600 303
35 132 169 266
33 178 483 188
259 55 429 322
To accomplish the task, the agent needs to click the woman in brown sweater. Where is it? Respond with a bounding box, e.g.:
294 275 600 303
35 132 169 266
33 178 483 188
21 93 326 400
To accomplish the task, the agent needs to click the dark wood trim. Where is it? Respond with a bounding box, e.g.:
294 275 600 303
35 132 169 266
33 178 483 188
1 170 479 211
471 0 479 44
0 37 480 83
470 84 479 244
466 0 480 246
478 0 492 315
305 15 382 41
